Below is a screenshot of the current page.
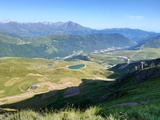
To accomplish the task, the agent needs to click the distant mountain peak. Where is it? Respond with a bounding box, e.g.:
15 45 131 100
1 20 17 24
0 20 158 42
65 21 77 25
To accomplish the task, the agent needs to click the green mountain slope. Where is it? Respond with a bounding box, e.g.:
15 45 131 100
41 34 135 56
0 33 135 58
0 34 38 57
0 40 50 58
0 34 26 44
98 28 159 44
140 35 160 49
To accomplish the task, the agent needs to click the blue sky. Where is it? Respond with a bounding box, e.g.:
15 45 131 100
0 0 160 32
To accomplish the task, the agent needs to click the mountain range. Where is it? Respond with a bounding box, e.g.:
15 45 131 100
0 33 135 58
0 21 159 43
0 21 159 58
0 21 92 38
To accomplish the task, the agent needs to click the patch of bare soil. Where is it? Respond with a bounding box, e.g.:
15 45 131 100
46 69 57 73
0 90 5 94
26 73 43 77
37 76 50 82
63 87 80 98
40 81 73 90
4 77 20 86
37 78 46 82
59 77 81 85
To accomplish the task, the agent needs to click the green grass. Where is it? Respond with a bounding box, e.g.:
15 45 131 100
112 49 160 60
2 102 160 120
0 57 112 99
1 55 160 120
2 107 105 120
98 102 160 120
0 34 26 45
89 48 160 65
88 48 160 79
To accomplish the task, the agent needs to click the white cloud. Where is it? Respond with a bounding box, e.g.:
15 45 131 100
127 15 144 20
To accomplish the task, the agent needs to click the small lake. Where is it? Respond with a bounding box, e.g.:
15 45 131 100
67 64 85 70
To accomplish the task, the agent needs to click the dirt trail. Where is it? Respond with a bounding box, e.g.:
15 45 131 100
93 75 115 81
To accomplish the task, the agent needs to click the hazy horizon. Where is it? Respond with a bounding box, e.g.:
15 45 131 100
0 0 160 32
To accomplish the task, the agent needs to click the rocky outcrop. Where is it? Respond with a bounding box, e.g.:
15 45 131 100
134 67 160 83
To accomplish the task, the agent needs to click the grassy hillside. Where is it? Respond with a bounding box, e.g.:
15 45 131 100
0 34 26 44
1 58 160 120
0 41 54 58
29 33 135 57
0 57 112 103
140 35 160 49
0 34 53 58
88 48 160 65
1 48 160 101
0 33 135 58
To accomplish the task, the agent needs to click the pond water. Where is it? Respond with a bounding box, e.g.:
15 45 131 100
67 64 85 70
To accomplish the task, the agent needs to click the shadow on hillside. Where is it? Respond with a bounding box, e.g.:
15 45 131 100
1 79 114 111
